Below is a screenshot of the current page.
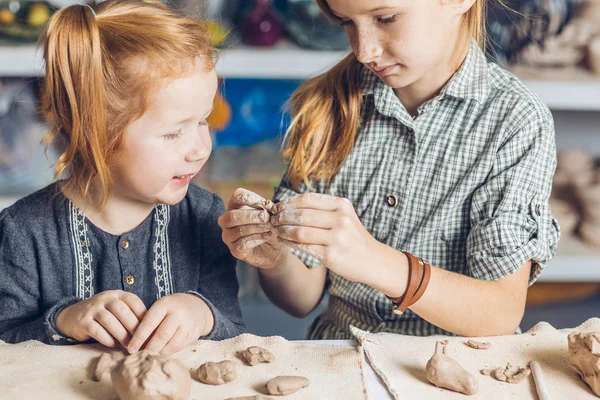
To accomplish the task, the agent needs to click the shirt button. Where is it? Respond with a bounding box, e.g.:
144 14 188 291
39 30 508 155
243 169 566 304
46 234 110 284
125 275 135 285
121 239 130 249
407 127 414 134
386 195 397 207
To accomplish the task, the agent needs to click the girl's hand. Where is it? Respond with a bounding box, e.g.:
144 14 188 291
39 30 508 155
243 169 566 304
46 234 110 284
218 189 285 269
271 193 379 284
55 290 147 348
127 293 213 356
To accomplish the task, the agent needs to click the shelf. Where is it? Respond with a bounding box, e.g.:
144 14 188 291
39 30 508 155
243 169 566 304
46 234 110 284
2 43 600 110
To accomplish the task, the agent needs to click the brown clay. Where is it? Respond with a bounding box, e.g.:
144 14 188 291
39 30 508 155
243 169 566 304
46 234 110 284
568 331 600 396
481 363 531 384
464 340 492 350
196 360 237 385
425 341 478 395
93 353 120 381
111 350 191 400
265 376 310 396
234 188 276 214
242 346 276 366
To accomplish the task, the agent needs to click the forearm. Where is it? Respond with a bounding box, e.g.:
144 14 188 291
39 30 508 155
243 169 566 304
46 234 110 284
370 242 528 337
258 249 326 318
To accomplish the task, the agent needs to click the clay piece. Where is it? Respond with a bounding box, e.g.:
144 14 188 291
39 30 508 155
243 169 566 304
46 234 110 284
242 346 276 366
111 350 191 400
265 376 310 396
464 340 492 350
425 341 479 395
93 352 121 381
196 360 237 385
481 363 531 384
235 188 276 215
225 397 273 400
568 331 600 396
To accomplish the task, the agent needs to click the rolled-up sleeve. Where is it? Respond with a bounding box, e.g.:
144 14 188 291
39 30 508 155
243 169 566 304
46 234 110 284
467 108 560 284
273 176 323 269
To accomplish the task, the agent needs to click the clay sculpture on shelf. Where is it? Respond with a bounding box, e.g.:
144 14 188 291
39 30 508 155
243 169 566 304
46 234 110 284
425 341 479 395
568 331 600 396
242 346 276 366
464 340 492 350
265 376 311 396
481 363 531 384
196 360 237 385
92 350 191 400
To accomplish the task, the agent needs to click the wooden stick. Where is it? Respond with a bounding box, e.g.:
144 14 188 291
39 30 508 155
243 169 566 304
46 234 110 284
530 361 550 400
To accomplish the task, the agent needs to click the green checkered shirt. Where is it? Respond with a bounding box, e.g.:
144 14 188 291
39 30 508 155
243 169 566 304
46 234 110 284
273 41 560 339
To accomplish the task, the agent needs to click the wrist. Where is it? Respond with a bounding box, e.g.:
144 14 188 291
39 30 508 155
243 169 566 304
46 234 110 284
188 294 215 337
366 241 409 298
258 248 291 278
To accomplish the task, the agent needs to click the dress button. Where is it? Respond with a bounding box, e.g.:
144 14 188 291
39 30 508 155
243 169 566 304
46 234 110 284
386 195 397 207
125 275 135 285
121 239 130 249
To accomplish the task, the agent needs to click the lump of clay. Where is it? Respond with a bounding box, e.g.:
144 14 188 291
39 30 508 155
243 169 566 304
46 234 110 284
93 353 120 381
111 350 191 400
234 188 276 215
426 341 478 395
265 376 310 396
196 360 237 385
464 340 492 350
481 363 531 384
242 346 276 366
225 396 273 400
568 331 600 396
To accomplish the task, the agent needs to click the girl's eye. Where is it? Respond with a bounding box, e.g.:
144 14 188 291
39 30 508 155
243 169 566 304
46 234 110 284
163 129 183 140
378 15 398 24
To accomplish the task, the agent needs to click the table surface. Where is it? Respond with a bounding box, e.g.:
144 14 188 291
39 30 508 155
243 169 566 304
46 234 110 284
303 339 394 400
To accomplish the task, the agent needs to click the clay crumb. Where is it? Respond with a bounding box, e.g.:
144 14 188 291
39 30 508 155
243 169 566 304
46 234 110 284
464 340 492 350
481 363 531 384
196 360 237 385
266 376 310 396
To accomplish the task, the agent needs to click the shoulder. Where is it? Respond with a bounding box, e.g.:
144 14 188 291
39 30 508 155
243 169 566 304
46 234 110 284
2 183 64 231
485 63 553 135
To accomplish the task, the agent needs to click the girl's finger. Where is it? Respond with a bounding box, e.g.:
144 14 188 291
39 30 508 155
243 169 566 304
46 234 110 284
94 311 128 347
271 208 337 228
118 292 147 321
279 239 326 262
218 209 270 228
144 313 180 354
161 326 188 356
233 232 273 252
274 225 331 246
273 193 351 214
88 321 117 348
222 223 272 244
105 300 142 336
128 306 167 354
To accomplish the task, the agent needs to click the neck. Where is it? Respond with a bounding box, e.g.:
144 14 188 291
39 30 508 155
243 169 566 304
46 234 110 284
394 39 470 118
62 181 156 236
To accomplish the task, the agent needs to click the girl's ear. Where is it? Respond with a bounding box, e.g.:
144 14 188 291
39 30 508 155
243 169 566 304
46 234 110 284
440 0 477 15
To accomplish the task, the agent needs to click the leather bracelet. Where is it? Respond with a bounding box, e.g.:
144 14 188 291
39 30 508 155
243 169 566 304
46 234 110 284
386 252 431 315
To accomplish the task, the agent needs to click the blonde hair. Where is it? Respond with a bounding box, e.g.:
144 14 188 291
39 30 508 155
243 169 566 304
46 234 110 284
41 0 215 206
283 0 487 189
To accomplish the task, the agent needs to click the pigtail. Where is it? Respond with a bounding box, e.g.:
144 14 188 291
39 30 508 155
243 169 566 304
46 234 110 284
41 4 110 204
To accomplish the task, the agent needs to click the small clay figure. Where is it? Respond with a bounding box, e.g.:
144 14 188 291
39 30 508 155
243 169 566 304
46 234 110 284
481 363 531 384
91 350 191 400
425 341 479 395
568 331 600 396
196 360 237 385
464 340 492 350
265 376 310 396
242 346 276 366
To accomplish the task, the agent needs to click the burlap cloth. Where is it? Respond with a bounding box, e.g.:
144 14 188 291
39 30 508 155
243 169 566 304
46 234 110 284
351 318 600 399
0 333 368 400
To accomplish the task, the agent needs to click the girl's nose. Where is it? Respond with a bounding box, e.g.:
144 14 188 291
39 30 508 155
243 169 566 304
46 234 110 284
185 131 212 163
354 29 383 65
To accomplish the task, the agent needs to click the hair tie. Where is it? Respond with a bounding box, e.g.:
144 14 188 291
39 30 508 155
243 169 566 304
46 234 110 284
84 4 96 17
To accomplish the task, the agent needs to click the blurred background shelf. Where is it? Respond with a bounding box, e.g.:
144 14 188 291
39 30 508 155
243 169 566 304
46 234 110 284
2 43 600 110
